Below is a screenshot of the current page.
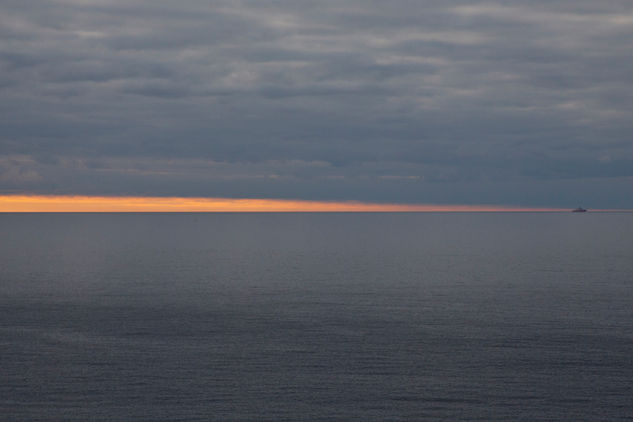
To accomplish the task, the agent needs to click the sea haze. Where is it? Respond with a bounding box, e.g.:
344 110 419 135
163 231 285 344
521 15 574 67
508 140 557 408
1 213 632 421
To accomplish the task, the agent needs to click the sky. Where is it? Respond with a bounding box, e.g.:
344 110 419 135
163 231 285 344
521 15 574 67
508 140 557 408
1 0 632 209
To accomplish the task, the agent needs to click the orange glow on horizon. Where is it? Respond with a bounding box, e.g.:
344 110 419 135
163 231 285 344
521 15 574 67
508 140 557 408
0 195 570 212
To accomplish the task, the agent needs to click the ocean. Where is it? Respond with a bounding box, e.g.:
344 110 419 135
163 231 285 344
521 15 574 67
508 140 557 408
1 212 632 420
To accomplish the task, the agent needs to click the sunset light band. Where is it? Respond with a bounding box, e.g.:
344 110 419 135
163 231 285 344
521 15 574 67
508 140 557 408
0 195 569 212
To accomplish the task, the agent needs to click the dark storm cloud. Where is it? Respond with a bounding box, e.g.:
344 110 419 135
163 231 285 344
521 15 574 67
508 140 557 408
1 0 632 206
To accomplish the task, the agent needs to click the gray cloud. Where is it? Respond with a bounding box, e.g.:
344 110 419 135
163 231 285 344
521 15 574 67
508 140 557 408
1 0 632 207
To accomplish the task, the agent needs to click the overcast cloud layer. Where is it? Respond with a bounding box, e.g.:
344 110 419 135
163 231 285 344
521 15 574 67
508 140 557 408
1 0 632 207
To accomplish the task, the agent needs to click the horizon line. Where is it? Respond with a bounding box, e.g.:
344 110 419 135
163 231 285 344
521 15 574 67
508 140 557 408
0 195 610 213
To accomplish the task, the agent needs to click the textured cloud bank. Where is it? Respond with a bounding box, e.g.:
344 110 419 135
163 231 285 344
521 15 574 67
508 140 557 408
1 0 632 206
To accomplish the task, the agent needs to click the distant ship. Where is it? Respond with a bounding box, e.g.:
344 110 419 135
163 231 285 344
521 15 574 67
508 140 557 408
572 207 587 212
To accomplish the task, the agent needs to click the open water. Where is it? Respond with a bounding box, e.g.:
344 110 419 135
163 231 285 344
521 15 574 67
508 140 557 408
1 212 632 420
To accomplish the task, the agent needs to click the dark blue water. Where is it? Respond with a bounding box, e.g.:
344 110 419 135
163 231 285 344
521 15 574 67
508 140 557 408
1 213 632 420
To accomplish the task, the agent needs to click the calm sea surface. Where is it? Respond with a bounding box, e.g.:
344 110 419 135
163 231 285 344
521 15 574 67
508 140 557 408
1 213 632 421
